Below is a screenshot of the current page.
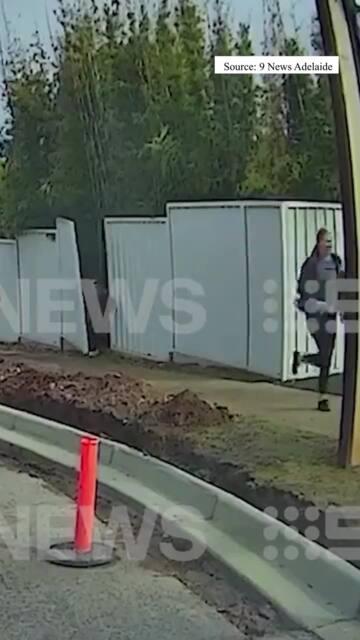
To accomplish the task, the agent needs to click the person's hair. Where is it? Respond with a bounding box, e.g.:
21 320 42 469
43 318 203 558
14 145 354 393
311 227 329 256
316 228 328 244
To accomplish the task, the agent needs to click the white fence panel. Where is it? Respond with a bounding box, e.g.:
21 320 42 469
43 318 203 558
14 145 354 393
246 205 284 378
168 204 248 368
56 218 88 354
105 218 173 360
0 240 20 343
18 230 60 348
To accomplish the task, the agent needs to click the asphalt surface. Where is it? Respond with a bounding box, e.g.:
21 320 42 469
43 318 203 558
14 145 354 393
0 461 296 640
0 464 252 640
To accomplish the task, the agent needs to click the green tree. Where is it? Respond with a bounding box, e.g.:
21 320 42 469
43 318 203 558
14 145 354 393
243 2 292 195
209 0 257 196
307 16 340 199
1 36 55 233
281 34 318 197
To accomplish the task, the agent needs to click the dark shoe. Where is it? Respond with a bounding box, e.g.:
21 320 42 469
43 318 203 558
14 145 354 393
318 399 330 412
292 350 301 375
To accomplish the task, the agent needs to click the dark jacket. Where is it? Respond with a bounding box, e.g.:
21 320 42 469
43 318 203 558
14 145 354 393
297 252 342 314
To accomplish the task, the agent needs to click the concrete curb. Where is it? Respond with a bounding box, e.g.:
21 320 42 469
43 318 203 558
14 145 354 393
0 403 359 635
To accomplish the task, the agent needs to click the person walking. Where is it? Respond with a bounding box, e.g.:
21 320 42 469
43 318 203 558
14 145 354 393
292 228 343 412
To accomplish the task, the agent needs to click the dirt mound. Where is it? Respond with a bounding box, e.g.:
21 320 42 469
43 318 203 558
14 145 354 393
141 389 234 428
0 362 160 420
0 363 234 428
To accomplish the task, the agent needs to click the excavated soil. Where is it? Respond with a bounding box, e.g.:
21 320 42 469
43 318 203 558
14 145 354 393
141 390 234 428
0 362 233 428
0 363 158 420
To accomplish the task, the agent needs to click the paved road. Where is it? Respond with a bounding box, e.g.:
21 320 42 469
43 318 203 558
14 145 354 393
0 463 255 640
0 450 351 640
1 451 358 640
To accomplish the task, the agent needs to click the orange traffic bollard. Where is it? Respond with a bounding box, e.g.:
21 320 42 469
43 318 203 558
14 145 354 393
74 437 98 553
47 435 114 568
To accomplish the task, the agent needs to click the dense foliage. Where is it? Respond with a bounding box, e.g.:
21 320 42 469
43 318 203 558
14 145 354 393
0 0 339 273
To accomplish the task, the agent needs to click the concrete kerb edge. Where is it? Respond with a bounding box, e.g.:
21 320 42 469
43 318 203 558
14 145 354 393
211 490 360 618
0 403 360 628
110 446 218 520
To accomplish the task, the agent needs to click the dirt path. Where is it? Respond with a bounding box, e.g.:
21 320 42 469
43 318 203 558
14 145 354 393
0 347 341 438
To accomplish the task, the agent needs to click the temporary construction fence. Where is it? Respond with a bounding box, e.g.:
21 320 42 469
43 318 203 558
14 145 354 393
0 239 19 343
56 218 89 355
104 201 344 382
104 218 173 360
0 218 88 354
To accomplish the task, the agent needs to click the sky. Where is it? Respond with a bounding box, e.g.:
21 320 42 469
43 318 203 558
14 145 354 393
0 0 316 51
